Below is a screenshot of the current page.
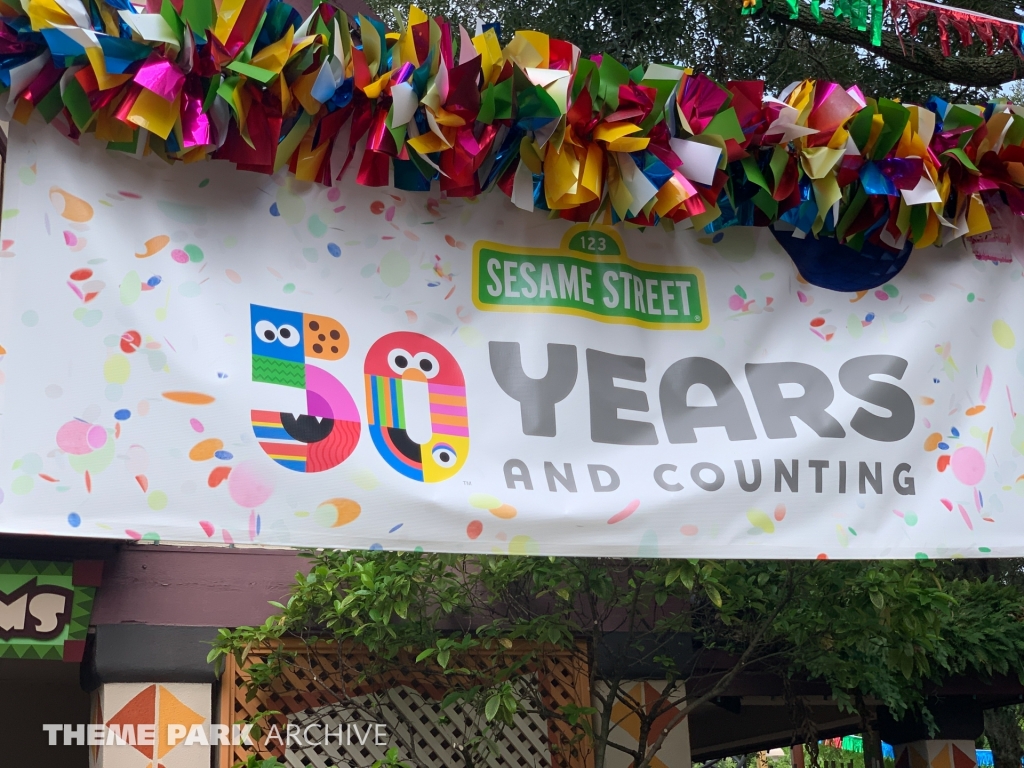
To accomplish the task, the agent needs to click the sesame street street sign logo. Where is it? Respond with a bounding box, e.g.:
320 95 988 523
472 226 709 330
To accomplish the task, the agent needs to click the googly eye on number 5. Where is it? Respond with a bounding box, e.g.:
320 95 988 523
365 331 469 483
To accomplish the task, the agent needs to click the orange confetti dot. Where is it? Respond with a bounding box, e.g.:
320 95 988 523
467 520 483 539
816 553 828 560
918 396 935 405
370 200 385 215
38 474 58 483
135 234 170 258
680 525 698 536
774 504 786 521
135 474 148 492
162 391 215 405
924 432 943 451
189 438 223 461
937 454 951 472
489 504 517 520
966 405 986 416
444 234 457 247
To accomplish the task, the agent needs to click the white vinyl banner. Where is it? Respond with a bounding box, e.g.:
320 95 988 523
2 120 1024 558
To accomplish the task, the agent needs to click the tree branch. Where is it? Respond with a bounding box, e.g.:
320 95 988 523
764 1 1024 86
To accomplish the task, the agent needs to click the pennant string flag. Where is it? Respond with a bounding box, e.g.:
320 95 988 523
3 0 1024 251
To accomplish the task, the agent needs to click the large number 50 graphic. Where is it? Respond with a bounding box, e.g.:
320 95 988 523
250 305 469 483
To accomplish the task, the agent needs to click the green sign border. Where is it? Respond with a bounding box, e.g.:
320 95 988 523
472 224 709 331
0 559 100 661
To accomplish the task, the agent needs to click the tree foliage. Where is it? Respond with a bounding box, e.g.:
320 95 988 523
212 554 1024 768
361 0 1020 104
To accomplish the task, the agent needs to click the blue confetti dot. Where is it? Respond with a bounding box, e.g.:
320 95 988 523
951 427 960 437
269 202 280 216
67 512 81 528
147 275 162 287
865 313 875 322
938 442 949 450
214 450 233 460
328 243 341 257
114 409 131 420
712 232 724 243
933 378 941 383
389 523 403 533
217 372 228 379
369 543 383 551
256 514 261 535
427 281 440 287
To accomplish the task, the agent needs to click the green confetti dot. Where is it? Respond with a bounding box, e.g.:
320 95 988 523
734 285 747 300
142 532 161 542
147 490 168 510
283 283 296 293
2 209 19 219
199 179 210 188
184 244 204 263
914 552 929 559
904 512 918 526
11 475 33 495
847 527 857 536
759 272 774 281
979 546 992 553
307 214 328 238
967 292 975 302
882 284 899 297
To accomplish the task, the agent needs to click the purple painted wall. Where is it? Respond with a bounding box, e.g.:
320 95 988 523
91 545 305 627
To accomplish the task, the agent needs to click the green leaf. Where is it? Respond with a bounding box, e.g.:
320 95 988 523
870 590 885 610
484 694 501 722
705 583 722 608
437 648 451 668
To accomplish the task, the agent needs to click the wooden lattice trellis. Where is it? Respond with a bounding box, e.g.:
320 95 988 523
217 640 594 768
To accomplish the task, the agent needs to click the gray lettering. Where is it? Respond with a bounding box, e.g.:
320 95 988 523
859 461 882 494
839 355 915 442
587 349 657 445
735 459 761 492
691 462 725 491
489 342 577 437
588 464 620 492
774 459 798 492
894 463 916 495
746 362 846 439
808 459 829 493
545 462 577 492
503 459 533 490
654 464 683 492
660 358 757 443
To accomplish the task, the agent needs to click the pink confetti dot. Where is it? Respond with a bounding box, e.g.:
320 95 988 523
171 249 188 264
680 525 698 536
728 294 746 311
951 446 986 486
63 231 77 246
327 188 341 202
190 418 204 433
608 499 640 524
874 290 889 301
